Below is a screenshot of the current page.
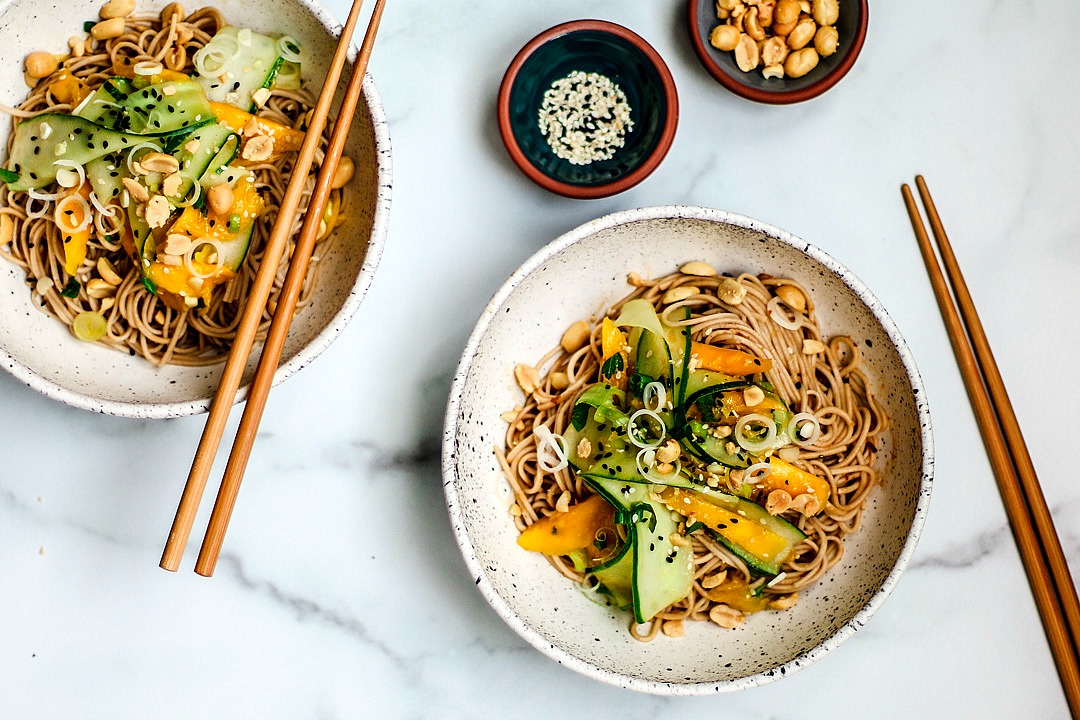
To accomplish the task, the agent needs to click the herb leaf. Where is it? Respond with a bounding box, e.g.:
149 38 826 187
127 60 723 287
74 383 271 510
141 277 157 294
600 353 624 377
60 279 80 298
570 403 590 432
628 372 654 398
0 168 18 184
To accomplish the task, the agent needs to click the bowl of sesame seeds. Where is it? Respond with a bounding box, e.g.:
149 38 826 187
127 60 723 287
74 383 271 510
497 20 678 200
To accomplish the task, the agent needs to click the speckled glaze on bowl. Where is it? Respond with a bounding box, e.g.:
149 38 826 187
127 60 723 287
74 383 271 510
497 20 678 199
687 0 868 104
443 206 933 694
0 0 392 418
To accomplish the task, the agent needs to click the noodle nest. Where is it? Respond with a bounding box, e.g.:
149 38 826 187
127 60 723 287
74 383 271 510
0 8 345 366
497 268 887 640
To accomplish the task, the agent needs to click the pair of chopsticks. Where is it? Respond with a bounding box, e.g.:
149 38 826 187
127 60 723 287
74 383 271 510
903 176 1080 718
158 0 387 577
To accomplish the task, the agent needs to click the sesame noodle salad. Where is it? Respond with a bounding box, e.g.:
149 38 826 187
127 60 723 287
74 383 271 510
499 263 886 640
0 2 353 365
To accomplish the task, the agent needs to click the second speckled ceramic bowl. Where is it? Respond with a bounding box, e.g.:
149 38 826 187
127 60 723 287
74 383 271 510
0 0 392 418
443 206 933 694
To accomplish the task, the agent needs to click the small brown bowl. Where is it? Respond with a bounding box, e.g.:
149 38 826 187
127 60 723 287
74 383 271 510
687 0 868 104
497 20 678 199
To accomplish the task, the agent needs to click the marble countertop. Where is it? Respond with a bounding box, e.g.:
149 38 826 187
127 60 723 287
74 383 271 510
3 0 1079 717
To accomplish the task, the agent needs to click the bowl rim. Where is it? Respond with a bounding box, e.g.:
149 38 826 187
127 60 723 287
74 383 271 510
686 0 869 105
0 0 393 419
442 204 934 694
496 19 679 199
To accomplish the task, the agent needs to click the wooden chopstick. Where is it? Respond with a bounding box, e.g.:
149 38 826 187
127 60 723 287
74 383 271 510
159 0 376 573
193 0 387 577
913 176 1080 645
902 178 1080 718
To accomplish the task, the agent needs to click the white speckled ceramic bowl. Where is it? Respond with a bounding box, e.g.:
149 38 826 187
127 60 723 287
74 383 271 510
0 0 391 418
443 206 933 694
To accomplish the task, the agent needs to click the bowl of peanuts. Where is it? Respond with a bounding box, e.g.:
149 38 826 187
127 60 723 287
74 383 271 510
0 0 391 417
687 0 867 104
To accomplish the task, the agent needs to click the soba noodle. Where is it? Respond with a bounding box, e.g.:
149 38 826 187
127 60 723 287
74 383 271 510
497 269 887 640
0 9 345 365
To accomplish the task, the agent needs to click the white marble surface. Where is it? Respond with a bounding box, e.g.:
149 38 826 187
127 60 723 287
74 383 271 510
2 0 1078 717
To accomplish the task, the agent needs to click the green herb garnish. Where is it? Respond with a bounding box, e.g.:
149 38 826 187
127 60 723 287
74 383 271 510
0 168 18 184
227 213 241 233
628 372 654 398
600 353 624 377
570 404 590 432
141 277 157 294
60 279 81 298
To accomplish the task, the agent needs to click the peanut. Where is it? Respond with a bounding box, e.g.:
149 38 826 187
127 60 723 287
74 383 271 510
774 0 800 26
784 47 819 78
96 257 123 286
787 17 817 50
744 8 766 41
86 279 116 299
241 135 274 162
24 52 58 79
206 183 234 215
679 260 717 277
662 285 700 304
0 214 14 246
734 33 760 72
514 364 540 395
100 0 135 19
331 156 355 189
717 277 747 305
757 0 776 26
560 320 590 353
769 592 799 610
68 36 86 58
91 17 126 40
766 489 793 515
121 178 149 203
762 36 789 66
814 24 839 56
709 604 745 629
139 152 180 175
775 284 807 312
812 0 839 26
709 24 740 52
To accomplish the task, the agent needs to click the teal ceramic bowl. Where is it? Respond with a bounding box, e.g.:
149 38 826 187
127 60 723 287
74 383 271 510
497 20 678 199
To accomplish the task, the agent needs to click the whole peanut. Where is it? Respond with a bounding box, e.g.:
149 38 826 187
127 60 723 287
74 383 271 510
814 25 839 56
812 0 839 26
784 47 820 78
24 52 58 79
709 24 741 52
